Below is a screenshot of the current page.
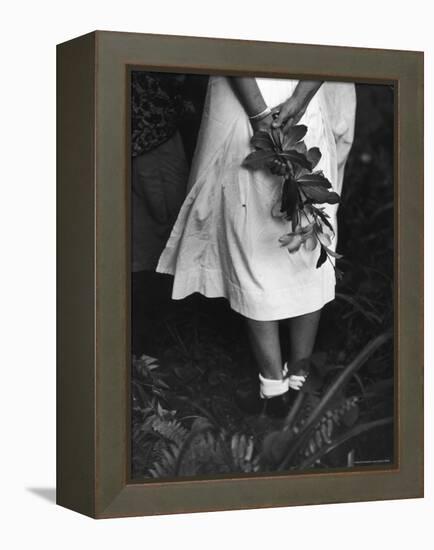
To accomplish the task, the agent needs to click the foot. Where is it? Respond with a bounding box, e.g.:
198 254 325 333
235 385 297 419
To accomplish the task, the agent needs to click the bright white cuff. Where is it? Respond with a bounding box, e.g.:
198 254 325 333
259 373 289 399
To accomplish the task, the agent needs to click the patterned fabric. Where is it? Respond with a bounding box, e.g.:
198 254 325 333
131 71 188 157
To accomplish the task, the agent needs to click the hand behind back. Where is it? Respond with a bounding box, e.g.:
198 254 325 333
271 81 323 134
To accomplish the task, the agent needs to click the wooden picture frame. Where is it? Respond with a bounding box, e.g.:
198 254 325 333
57 30 424 518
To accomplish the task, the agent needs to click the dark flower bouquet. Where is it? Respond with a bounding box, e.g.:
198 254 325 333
243 125 343 278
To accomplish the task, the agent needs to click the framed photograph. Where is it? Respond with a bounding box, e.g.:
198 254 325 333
57 31 423 518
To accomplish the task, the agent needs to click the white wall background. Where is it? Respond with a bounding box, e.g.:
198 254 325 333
1 0 432 547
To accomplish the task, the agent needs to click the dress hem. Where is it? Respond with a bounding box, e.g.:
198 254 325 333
156 264 336 322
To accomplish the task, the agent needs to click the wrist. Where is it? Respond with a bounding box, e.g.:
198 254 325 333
249 106 272 121
291 88 311 110
252 112 273 131
293 81 323 107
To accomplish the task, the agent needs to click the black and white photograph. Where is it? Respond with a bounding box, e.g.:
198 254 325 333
130 70 395 480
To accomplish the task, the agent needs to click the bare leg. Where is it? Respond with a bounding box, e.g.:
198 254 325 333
245 319 282 380
287 309 322 363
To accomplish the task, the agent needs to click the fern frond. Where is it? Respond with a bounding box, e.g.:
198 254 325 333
151 416 189 447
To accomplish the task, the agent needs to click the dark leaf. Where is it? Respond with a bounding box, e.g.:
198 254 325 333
251 130 274 151
313 206 334 233
294 166 310 179
298 172 332 188
243 150 277 170
283 124 308 148
292 141 308 156
324 246 343 259
301 185 340 204
306 147 322 169
316 246 327 268
280 150 312 169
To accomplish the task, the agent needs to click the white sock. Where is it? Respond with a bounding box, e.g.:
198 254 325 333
259 373 289 399
283 361 307 390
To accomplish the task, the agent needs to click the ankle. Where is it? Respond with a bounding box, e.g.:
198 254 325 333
259 373 289 399
259 371 282 381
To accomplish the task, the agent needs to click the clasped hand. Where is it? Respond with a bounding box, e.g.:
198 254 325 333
271 93 308 133
253 80 324 134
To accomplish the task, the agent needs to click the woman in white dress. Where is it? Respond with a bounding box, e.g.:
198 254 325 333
157 75 356 417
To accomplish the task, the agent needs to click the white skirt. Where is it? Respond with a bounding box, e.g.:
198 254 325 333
156 76 356 321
